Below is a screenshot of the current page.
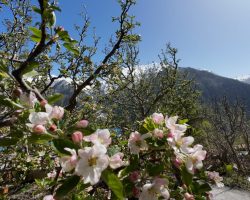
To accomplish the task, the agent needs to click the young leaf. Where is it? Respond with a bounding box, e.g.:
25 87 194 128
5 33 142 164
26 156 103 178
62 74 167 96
0 59 8 73
0 96 24 109
63 43 79 56
29 27 42 42
28 133 54 144
53 138 79 155
32 6 41 14
55 175 80 198
101 170 124 200
180 167 193 186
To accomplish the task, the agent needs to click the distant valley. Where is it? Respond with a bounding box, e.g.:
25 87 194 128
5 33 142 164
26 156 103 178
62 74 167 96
52 67 250 113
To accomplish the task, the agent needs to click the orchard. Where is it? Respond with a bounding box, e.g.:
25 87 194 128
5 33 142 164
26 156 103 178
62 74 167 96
0 0 223 199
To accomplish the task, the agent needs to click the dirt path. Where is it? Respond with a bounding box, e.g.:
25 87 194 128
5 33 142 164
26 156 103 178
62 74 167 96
212 187 250 200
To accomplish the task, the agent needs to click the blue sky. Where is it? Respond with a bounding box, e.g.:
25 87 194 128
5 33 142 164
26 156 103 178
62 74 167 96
56 0 250 78
2 0 250 78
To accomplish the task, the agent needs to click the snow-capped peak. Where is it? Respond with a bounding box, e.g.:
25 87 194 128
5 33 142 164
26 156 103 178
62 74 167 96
235 75 250 81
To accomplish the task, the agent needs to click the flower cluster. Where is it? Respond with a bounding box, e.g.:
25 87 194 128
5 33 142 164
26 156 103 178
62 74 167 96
128 113 207 175
126 113 213 199
16 93 220 200
206 171 224 187
60 129 124 185
25 93 64 134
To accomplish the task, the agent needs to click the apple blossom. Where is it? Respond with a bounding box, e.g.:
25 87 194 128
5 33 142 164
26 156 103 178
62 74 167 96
165 116 187 133
20 91 38 108
60 148 77 172
72 131 83 143
153 128 164 138
184 192 195 200
128 131 150 154
43 195 54 200
47 170 56 179
109 152 124 169
75 144 109 185
185 144 207 174
76 119 89 128
152 113 164 124
167 131 194 153
83 129 111 147
206 171 224 187
139 178 170 200
27 112 50 130
32 124 46 134
45 104 64 120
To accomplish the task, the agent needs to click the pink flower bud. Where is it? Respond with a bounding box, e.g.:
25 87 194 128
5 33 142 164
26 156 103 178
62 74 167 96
72 131 83 143
33 125 46 134
40 99 48 107
49 124 57 132
76 120 89 128
129 171 140 182
13 110 23 117
153 129 164 138
184 193 195 200
167 132 174 138
132 187 140 198
152 113 164 124
173 158 182 168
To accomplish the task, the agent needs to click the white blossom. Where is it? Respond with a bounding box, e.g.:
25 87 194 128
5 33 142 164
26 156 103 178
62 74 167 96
75 144 109 185
128 131 150 154
83 129 111 147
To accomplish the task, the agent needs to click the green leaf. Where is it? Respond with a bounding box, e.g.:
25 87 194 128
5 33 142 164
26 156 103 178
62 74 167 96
50 5 61 12
180 167 193 186
0 72 9 79
63 43 79 56
31 35 42 43
0 59 8 73
55 175 80 198
0 96 24 109
23 70 38 79
143 117 155 132
47 11 56 28
28 133 54 144
191 180 212 194
29 27 42 42
101 170 124 200
146 163 164 176
178 119 189 124
53 138 79 155
57 30 70 41
225 164 233 173
32 6 41 14
0 138 19 146
47 93 64 104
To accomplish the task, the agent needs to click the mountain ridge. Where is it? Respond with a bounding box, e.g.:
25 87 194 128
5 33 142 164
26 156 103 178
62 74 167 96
52 66 250 113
